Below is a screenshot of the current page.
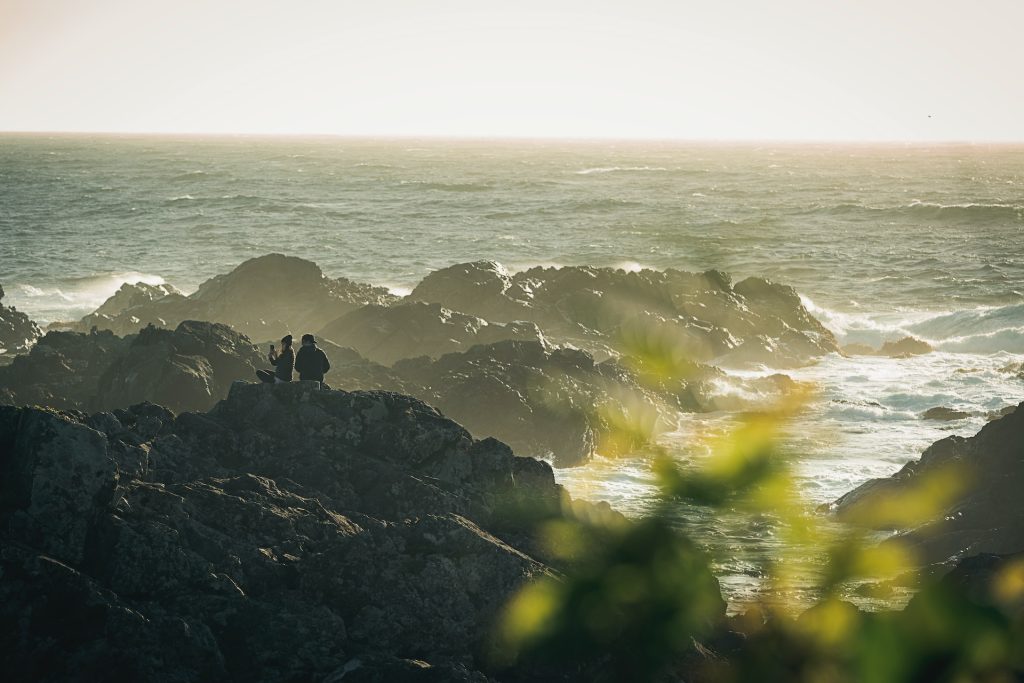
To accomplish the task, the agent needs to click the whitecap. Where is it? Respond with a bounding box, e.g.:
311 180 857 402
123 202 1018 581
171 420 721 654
574 166 668 175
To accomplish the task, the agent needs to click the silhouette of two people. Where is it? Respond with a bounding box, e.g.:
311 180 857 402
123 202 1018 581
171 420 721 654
256 333 330 385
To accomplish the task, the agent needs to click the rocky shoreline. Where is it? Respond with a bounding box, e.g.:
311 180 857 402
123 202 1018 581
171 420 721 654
2 255 1023 679
3 254 826 467
3 381 1023 680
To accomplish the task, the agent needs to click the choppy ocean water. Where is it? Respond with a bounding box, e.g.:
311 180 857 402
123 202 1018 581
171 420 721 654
2 133 1022 606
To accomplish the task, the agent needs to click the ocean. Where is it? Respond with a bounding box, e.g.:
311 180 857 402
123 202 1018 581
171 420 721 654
2 133 1022 607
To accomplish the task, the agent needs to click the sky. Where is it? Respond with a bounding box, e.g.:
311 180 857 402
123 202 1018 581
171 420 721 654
0 0 1021 141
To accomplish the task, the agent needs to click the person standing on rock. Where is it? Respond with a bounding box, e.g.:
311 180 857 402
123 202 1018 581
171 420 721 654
256 334 294 383
294 333 331 385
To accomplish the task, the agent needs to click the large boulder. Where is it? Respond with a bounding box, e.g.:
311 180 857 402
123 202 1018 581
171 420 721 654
65 254 397 340
0 283 41 355
0 382 653 681
833 402 1024 564
96 321 264 413
0 322 263 414
188 253 397 339
318 301 545 365
409 261 529 323
0 328 129 409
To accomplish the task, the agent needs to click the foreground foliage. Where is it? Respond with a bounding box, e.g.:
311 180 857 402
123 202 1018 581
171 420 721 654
497 383 1024 681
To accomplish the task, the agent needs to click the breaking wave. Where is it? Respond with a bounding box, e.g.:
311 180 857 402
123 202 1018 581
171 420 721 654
8 272 168 323
803 296 1024 355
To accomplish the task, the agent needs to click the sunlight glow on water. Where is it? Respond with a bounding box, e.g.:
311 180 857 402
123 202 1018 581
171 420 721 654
3 134 1021 608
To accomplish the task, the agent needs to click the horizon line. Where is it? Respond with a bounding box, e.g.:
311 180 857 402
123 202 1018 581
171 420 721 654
2 128 1023 146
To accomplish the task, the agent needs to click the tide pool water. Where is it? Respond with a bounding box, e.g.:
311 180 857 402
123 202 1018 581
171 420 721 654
2 133 1022 606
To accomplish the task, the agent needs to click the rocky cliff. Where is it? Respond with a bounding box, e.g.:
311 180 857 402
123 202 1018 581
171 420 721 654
0 381 669 682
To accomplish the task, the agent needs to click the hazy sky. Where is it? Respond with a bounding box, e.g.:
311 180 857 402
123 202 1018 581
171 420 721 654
1 0 1021 141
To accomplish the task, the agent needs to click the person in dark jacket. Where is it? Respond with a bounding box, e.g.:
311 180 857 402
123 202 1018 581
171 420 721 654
294 333 330 383
256 334 294 383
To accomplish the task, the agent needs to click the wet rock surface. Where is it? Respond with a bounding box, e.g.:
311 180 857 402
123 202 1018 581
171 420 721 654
0 283 41 355
879 336 933 357
842 336 934 358
0 382 628 682
0 321 262 414
833 402 1024 564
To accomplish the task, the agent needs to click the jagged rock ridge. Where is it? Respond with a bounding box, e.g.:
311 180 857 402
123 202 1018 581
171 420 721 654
409 261 838 367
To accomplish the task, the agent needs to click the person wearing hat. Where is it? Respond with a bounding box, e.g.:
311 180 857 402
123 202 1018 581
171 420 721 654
257 334 295 383
294 333 331 384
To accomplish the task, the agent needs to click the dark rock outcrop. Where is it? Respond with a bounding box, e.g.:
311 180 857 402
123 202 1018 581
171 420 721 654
326 340 799 468
879 336 933 357
0 381 664 681
921 406 972 421
410 262 837 367
833 402 1024 565
0 328 129 409
318 301 545 366
66 281 191 336
842 336 933 358
0 321 262 414
0 283 41 355
63 254 396 340
0 324 799 469
327 340 660 467
95 321 265 413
